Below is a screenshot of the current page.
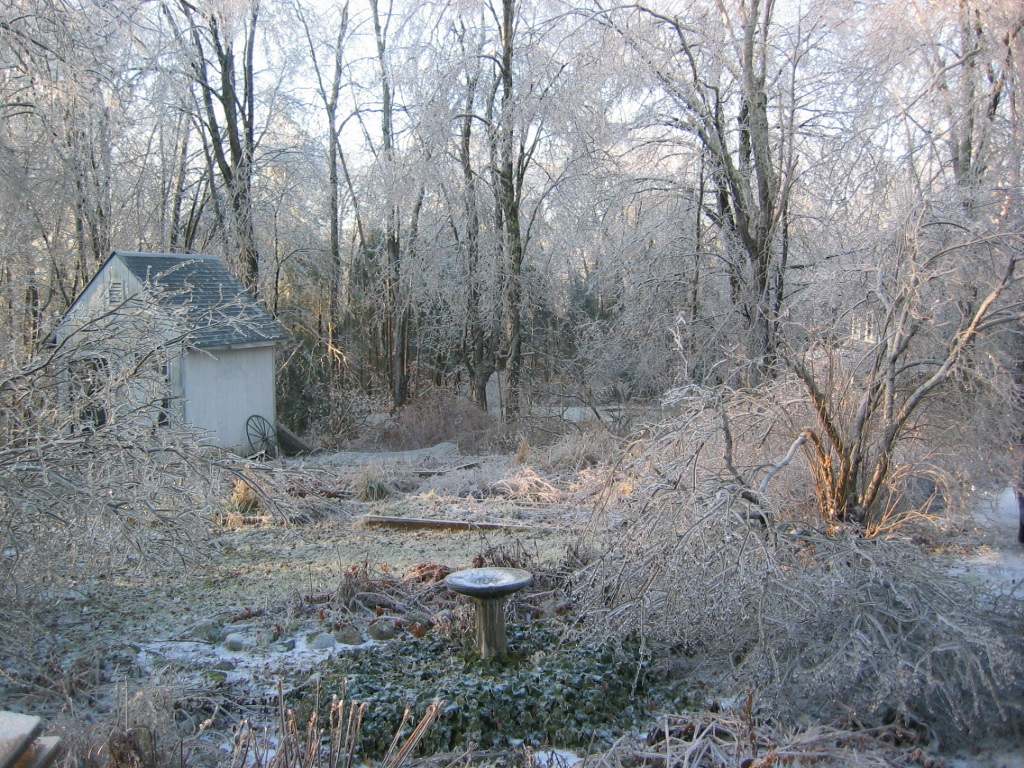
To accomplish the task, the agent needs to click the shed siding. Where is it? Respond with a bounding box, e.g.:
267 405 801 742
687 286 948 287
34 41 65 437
181 346 276 453
59 259 143 338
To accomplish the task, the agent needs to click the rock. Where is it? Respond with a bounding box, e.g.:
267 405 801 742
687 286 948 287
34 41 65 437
189 620 222 644
367 620 397 641
275 638 297 652
308 632 336 650
223 633 251 652
212 659 236 671
255 629 276 647
223 624 254 640
334 626 363 645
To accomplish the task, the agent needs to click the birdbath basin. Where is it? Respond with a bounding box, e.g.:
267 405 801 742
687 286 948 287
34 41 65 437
445 567 533 658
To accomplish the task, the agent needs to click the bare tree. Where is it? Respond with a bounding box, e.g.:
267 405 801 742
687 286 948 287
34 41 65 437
1 293 226 592
429 0 575 418
370 0 414 410
604 0 806 384
294 0 354 380
449 16 500 410
782 214 1023 531
171 0 263 295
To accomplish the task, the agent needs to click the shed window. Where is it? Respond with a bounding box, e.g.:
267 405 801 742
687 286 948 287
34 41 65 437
108 281 125 305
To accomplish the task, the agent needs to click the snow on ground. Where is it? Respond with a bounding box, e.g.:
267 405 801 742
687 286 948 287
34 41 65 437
950 487 1024 596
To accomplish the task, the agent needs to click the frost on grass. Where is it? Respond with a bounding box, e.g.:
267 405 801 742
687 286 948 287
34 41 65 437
570 447 1024 747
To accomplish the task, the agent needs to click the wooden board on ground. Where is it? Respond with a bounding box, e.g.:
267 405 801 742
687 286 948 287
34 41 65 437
0 712 42 768
8 736 61 768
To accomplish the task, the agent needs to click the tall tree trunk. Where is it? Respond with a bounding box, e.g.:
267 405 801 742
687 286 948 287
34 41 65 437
298 2 352 388
497 0 525 420
638 0 795 384
371 0 410 410
458 52 495 411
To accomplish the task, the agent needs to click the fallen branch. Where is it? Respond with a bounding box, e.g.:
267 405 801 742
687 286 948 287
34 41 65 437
360 515 554 532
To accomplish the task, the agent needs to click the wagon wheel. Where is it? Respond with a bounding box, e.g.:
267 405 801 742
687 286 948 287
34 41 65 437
246 414 278 458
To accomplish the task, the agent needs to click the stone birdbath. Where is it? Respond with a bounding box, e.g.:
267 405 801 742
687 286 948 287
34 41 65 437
444 567 533 658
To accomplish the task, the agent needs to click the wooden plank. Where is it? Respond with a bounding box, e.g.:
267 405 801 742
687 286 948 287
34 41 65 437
276 424 316 455
360 515 543 532
10 737 61 768
0 712 42 768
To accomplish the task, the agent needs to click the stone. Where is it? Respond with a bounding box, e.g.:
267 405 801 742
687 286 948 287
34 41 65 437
255 630 276 647
308 632 336 650
222 624 253 640
222 633 250 652
274 638 297 652
367 620 397 641
212 659 235 671
334 626 363 646
189 621 222 644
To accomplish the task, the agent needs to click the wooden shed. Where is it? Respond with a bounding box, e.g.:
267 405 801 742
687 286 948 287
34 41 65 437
55 251 286 455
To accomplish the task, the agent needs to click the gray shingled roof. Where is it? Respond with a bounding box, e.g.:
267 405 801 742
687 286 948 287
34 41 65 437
115 252 286 349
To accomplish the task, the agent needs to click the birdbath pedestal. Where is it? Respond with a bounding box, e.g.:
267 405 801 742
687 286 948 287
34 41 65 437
444 567 533 658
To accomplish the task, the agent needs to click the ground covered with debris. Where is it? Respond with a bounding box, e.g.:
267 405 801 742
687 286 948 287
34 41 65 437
3 436 1023 768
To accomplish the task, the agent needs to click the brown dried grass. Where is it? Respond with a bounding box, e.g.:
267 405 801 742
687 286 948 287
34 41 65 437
488 468 565 504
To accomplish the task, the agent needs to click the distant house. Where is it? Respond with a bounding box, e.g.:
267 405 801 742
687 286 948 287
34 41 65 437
54 251 286 455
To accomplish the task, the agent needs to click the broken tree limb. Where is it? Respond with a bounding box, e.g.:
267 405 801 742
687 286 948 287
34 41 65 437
360 514 549 532
759 429 809 494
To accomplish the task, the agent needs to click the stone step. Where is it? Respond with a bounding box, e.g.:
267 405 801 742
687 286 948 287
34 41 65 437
0 712 42 768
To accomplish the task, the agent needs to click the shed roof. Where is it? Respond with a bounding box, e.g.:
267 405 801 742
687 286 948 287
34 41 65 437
113 252 285 349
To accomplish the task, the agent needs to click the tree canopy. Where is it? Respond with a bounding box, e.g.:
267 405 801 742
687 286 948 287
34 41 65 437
2 0 1022 528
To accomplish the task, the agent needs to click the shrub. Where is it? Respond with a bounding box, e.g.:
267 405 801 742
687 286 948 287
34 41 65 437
375 390 499 452
571 473 1024 746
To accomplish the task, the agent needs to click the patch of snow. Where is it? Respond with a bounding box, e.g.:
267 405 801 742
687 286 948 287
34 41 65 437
507 740 581 767
949 487 1024 596
940 489 1024 768
136 630 376 701
532 748 582 767
299 442 461 468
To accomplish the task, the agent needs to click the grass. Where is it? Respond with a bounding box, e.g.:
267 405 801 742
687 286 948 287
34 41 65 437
354 466 391 501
